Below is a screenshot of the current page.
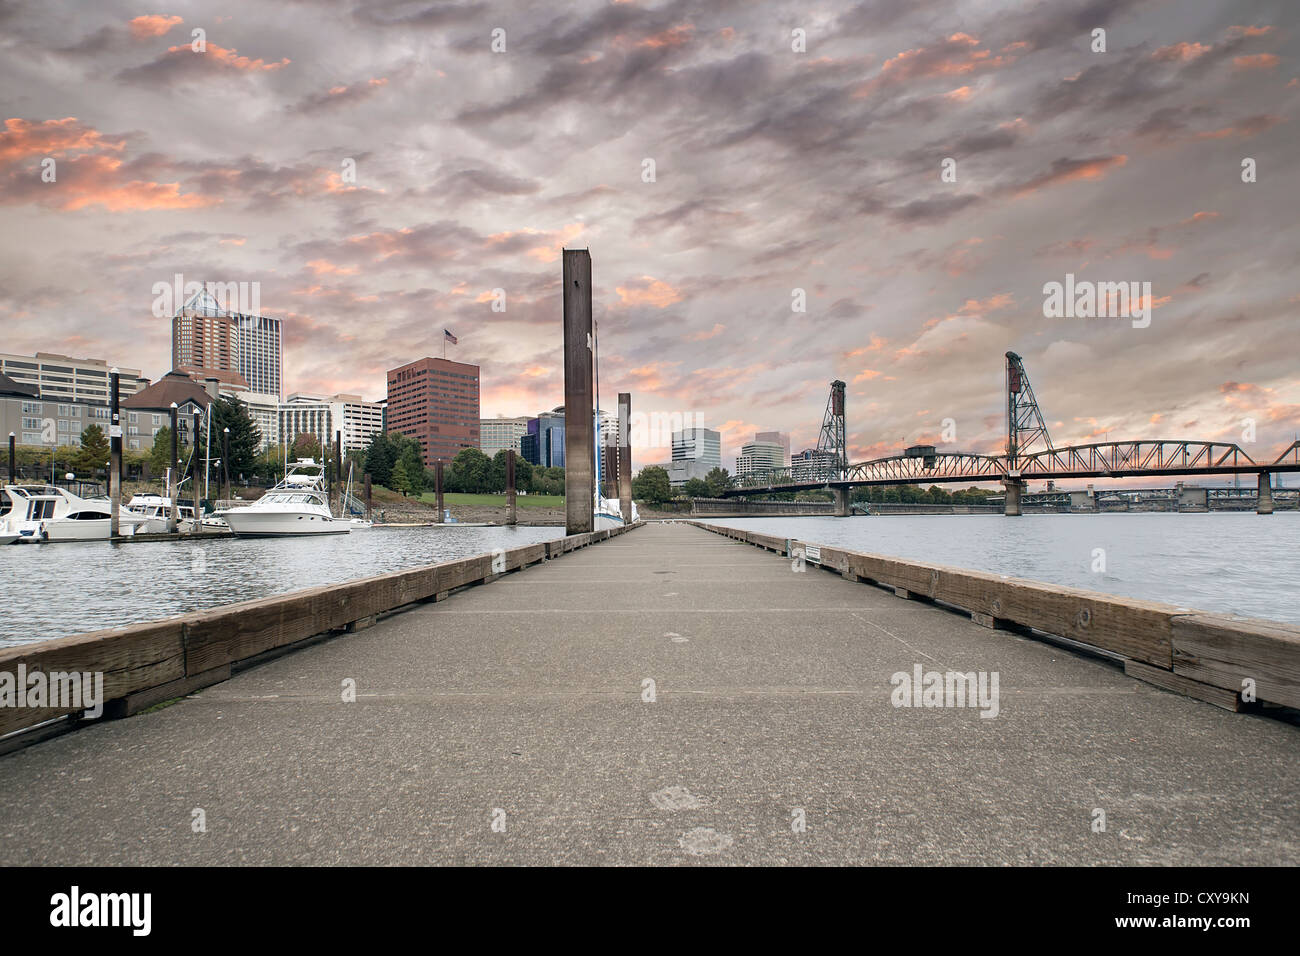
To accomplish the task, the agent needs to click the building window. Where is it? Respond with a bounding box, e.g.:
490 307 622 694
128 412 138 424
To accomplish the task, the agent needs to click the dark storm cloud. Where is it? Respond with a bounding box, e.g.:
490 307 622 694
1 0 1297 467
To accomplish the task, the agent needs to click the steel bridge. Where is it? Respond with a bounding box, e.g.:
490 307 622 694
727 352 1300 515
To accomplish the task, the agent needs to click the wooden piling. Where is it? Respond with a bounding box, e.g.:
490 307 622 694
506 449 517 526
618 392 632 525
222 427 231 503
109 370 121 537
563 248 594 534
435 459 445 523
192 410 203 534
167 403 179 534
364 472 372 521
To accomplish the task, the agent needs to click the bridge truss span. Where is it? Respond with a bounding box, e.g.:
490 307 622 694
1013 440 1260 480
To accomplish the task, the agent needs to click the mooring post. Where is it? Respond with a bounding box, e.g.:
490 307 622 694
192 409 203 534
364 472 372 521
618 392 632 525
1257 471 1274 515
109 369 121 538
222 426 231 504
562 249 595 534
167 402 179 533
506 449 517 526
7 432 14 484
334 429 343 515
435 459 445 523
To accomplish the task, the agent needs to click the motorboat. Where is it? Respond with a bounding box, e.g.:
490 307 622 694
0 484 148 542
216 460 352 537
123 493 198 533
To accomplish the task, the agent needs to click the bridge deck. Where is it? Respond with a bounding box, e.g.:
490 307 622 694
0 522 1295 865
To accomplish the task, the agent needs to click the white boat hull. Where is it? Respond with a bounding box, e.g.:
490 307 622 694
223 510 352 536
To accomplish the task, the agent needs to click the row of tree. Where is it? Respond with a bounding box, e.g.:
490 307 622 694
361 432 564 497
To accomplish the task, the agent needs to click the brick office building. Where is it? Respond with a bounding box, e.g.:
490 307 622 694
385 357 480 467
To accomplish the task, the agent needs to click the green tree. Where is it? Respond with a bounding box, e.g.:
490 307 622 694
390 458 412 495
292 432 320 461
704 466 732 498
632 465 671 504
451 447 492 493
514 456 533 493
211 395 261 480
76 423 109 475
682 477 710 498
148 425 174 477
391 434 425 495
364 432 398 487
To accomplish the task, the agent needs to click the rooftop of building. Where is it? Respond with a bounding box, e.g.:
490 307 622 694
121 371 213 411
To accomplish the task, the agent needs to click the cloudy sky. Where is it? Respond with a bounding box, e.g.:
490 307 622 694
1 0 1297 472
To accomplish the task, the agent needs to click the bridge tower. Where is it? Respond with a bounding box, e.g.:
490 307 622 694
816 380 847 481
1004 352 1052 516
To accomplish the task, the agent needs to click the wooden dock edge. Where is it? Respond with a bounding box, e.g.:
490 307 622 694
687 521 1299 713
0 522 644 745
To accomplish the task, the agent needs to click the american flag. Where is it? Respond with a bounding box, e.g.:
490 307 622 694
444 329 458 345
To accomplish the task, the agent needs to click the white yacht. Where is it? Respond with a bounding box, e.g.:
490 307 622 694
123 493 198 533
0 485 148 542
216 460 352 537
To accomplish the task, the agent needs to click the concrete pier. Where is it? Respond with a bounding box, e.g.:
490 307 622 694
1258 471 1274 515
1003 478 1023 516
832 486 850 517
1 523 1295 865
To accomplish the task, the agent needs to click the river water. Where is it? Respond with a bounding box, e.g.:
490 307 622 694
3 514 1296 648
704 513 1300 625
0 525 564 647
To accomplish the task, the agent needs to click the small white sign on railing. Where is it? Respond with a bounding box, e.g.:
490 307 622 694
803 544 822 565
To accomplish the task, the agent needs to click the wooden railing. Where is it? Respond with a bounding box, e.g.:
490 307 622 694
687 521 1300 712
0 523 642 743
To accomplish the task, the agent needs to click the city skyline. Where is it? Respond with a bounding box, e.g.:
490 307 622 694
1 0 1297 472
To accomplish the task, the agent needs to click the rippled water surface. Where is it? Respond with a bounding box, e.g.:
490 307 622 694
705 513 1300 625
0 525 565 646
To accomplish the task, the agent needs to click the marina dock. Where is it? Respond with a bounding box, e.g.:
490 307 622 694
1 522 1295 865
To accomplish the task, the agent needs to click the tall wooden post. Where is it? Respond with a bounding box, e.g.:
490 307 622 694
435 459 445 523
167 402 179 533
7 432 14 484
222 427 231 504
563 248 594 534
109 370 121 537
364 472 372 521
506 449 517 526
192 409 203 533
334 429 343 515
617 392 632 524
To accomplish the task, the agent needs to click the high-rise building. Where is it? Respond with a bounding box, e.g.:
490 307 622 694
171 289 283 400
791 447 840 482
172 309 237 374
279 393 385 454
521 407 565 468
235 313 283 400
0 351 147 405
667 426 721 487
480 416 531 457
737 436 786 478
754 431 790 464
386 357 480 466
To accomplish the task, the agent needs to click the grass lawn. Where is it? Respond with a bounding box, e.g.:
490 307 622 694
414 491 565 509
